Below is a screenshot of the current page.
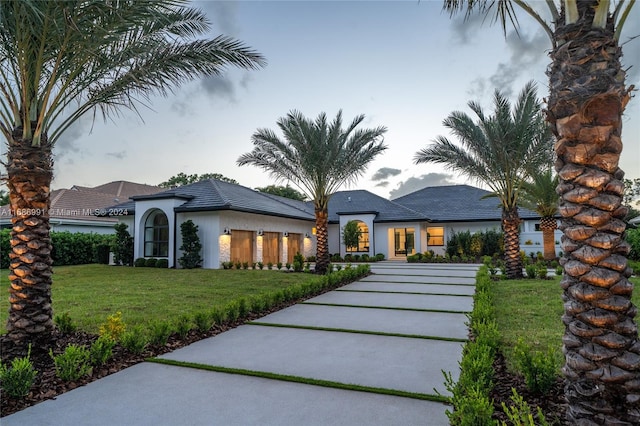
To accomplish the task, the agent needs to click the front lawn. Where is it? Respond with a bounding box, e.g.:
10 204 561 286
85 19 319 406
492 274 640 368
0 264 325 334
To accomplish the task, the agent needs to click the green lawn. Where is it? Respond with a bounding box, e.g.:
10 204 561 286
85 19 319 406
0 264 324 334
492 274 640 367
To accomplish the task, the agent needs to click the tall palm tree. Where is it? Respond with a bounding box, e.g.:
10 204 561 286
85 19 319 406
443 1 639 422
414 81 552 279
0 0 265 356
237 110 387 274
520 169 559 261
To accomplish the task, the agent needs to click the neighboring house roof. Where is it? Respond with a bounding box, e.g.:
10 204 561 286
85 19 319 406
327 190 427 223
0 180 163 223
130 179 316 221
392 184 539 222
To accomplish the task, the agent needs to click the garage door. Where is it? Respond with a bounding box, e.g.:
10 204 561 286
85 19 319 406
230 230 254 264
262 232 280 265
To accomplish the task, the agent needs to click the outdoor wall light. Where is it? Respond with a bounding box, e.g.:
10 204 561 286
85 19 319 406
304 232 310 238
283 231 289 237
257 229 264 236
223 227 231 235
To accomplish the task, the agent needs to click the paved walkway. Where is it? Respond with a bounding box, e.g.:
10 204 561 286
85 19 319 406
2 263 478 426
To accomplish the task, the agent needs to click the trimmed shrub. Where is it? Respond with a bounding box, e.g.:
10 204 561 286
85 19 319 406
513 339 559 395
134 257 147 267
178 220 203 269
156 258 169 268
54 312 77 334
121 326 147 354
148 321 172 346
98 312 126 342
51 344 92 381
112 223 134 266
90 336 115 366
145 258 158 267
0 346 38 398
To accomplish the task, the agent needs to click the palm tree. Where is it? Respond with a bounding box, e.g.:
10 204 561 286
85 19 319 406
237 110 387 274
0 0 265 356
443 1 639 422
414 81 552 279
520 169 559 261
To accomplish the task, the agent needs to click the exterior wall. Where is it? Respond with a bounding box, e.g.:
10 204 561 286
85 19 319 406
48 219 119 235
174 210 315 269
520 219 562 256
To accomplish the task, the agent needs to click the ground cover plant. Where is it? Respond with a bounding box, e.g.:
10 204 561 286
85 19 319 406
0 264 370 416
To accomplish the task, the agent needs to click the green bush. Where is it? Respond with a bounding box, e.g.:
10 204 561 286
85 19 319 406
0 228 10 269
176 314 192 338
626 227 640 260
0 346 38 398
121 326 148 354
134 257 147 267
178 220 202 269
54 311 77 334
145 258 158 268
90 336 115 366
525 264 537 279
513 339 559 395
112 223 133 266
156 258 169 268
194 312 212 333
148 321 172 346
51 344 92 381
500 388 549 426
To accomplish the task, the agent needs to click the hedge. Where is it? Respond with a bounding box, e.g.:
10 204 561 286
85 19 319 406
0 229 114 268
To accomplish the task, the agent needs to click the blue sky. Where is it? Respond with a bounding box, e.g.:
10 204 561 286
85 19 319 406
27 1 640 199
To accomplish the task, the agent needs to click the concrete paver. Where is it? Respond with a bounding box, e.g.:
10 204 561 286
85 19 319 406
360 274 476 285
339 281 475 296
160 325 463 396
305 290 474 312
252 303 470 340
2 363 449 426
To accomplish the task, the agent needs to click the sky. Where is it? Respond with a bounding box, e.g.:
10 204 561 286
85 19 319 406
7 0 639 200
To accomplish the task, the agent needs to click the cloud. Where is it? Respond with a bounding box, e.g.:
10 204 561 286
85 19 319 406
487 29 549 97
449 12 487 45
201 75 236 100
371 167 401 181
200 1 240 36
106 151 126 160
375 181 389 188
389 172 457 199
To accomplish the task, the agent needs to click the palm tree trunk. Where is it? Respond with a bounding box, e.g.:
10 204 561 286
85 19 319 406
314 207 330 274
502 207 523 279
548 3 640 422
540 217 557 261
3 127 55 358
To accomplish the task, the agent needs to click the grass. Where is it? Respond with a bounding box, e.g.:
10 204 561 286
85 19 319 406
492 275 640 368
0 264 325 334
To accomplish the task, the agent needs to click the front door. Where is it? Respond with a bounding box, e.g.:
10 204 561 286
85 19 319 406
394 228 415 257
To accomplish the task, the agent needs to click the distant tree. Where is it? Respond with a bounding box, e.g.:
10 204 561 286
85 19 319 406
159 172 238 188
624 178 640 218
256 185 306 201
520 169 559 260
112 223 134 266
178 220 202 269
342 221 361 252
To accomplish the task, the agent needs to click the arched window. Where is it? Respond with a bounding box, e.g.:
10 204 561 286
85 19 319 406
345 220 370 253
144 210 169 257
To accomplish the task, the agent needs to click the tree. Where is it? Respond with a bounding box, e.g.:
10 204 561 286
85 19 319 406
255 185 307 201
178 220 202 269
0 0 264 356
159 172 238 188
237 110 387 274
443 1 639 422
342 220 361 252
112 223 134 266
623 178 640 221
520 169 559 261
414 81 552 279
0 188 8 205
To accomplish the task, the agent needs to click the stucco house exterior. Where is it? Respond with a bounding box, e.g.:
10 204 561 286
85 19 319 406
113 179 561 269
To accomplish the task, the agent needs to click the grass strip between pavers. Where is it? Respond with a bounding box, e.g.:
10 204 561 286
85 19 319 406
301 301 470 314
146 357 451 404
247 321 468 342
336 289 473 297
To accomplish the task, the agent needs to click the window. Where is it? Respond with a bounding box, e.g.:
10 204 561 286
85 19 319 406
345 221 370 252
427 227 444 246
144 210 169 257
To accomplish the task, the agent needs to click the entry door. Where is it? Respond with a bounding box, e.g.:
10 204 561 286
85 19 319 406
394 228 415 256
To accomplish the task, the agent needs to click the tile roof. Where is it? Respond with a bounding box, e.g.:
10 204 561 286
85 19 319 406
327 190 427 223
392 184 539 222
131 179 316 221
0 181 162 222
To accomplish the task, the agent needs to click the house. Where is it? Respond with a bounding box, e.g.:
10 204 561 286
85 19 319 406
0 181 162 234
114 179 560 269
